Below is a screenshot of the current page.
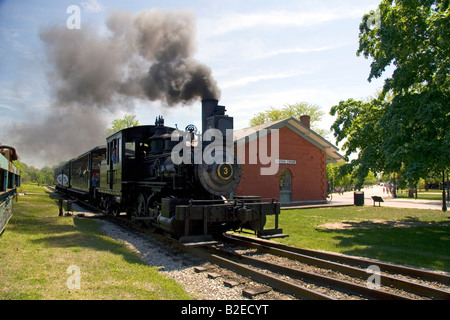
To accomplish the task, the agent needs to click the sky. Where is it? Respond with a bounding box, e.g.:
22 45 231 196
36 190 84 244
0 0 388 168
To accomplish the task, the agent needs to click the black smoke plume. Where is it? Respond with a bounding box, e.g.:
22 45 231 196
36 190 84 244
42 9 221 107
8 9 220 167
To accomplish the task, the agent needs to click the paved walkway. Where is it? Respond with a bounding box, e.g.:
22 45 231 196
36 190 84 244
330 185 447 211
283 185 448 211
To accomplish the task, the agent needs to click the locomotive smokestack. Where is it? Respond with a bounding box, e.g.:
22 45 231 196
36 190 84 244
202 98 219 134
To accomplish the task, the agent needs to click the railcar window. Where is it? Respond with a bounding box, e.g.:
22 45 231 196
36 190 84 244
116 138 121 162
92 153 105 170
109 138 121 164
125 142 136 160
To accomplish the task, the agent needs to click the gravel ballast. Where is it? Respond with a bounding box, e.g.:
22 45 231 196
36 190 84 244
100 219 253 300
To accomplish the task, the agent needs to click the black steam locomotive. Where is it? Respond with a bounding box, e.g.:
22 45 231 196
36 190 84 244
55 99 282 242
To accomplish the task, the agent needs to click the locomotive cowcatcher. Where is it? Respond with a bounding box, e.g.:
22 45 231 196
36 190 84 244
55 99 283 242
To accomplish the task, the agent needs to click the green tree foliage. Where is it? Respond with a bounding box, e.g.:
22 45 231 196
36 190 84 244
13 160 55 185
327 162 379 191
105 114 140 137
330 0 449 188
249 102 328 137
327 162 355 190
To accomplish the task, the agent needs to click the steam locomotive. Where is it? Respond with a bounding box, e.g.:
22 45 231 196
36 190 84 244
55 99 282 242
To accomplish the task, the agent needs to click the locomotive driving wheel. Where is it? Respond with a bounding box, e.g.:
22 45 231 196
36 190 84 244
109 204 120 218
134 193 147 223
146 192 160 231
103 197 120 217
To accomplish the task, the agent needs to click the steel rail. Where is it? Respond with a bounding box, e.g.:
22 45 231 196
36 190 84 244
225 233 450 286
183 245 336 300
221 234 450 300
208 246 411 300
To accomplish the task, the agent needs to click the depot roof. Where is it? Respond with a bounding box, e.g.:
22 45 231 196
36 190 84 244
233 117 345 164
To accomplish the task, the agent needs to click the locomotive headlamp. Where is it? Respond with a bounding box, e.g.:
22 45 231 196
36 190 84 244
217 163 233 180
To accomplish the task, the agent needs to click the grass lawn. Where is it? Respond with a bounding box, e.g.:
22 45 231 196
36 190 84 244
0 184 192 300
396 189 446 201
267 206 450 272
3 184 449 300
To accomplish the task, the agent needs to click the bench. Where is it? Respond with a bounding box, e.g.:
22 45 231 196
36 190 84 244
372 196 384 207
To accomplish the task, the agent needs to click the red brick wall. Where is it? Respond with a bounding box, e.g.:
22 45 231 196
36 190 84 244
234 126 326 202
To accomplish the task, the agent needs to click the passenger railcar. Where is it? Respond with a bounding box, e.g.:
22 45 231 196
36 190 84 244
1 145 21 234
55 146 106 201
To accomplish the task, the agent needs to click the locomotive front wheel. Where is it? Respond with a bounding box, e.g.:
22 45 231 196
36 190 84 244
146 193 159 219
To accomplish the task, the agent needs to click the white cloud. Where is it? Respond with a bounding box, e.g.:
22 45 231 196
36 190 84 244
253 43 351 60
221 71 311 89
81 0 104 13
205 11 333 36
0 103 15 110
199 6 368 37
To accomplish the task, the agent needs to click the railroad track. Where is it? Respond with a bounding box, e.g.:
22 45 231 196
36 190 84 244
99 215 450 300
67 195 450 300
191 233 450 300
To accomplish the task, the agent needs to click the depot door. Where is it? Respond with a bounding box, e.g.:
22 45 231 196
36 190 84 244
279 169 292 202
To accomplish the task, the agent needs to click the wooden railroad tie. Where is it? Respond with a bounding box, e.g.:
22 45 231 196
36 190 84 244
194 265 217 273
223 277 248 288
207 272 223 279
242 286 271 299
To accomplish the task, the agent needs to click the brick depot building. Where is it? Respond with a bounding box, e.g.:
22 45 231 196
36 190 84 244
233 116 344 204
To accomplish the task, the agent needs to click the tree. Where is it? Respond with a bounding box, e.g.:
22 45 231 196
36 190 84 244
330 98 387 188
105 114 140 137
38 166 55 185
249 102 328 137
330 1 449 207
326 162 356 190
